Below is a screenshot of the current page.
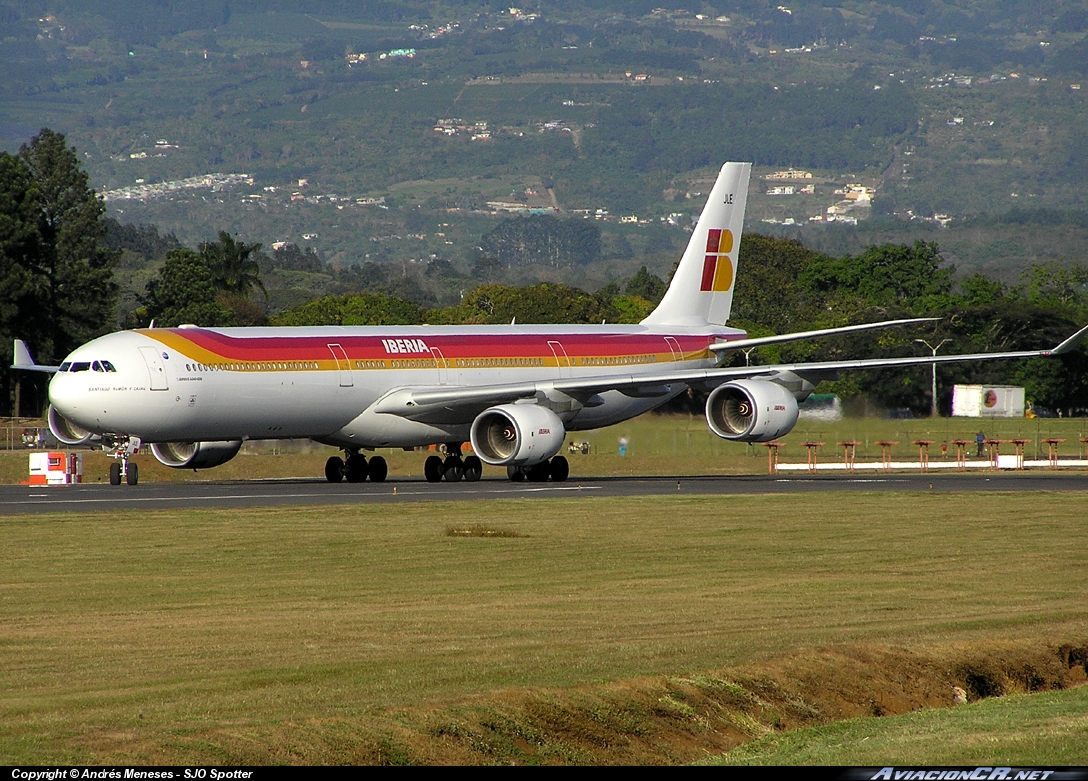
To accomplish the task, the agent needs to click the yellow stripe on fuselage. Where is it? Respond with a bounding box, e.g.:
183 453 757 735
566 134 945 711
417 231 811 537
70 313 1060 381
137 330 709 373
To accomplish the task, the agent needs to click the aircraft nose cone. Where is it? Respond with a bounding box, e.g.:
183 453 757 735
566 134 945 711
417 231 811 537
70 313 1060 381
48 370 94 424
48 373 78 415
49 369 104 432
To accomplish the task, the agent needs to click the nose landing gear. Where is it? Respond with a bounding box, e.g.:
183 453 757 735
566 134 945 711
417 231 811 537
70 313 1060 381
106 436 142 486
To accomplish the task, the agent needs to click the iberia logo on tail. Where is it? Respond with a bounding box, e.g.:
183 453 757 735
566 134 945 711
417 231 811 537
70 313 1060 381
700 228 734 292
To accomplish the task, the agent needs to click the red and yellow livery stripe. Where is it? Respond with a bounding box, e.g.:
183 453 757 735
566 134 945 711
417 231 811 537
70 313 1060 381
138 329 737 372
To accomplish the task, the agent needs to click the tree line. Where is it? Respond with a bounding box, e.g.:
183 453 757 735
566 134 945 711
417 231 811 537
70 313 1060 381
267 238 1088 414
4 129 1088 417
1 129 117 417
731 235 1088 415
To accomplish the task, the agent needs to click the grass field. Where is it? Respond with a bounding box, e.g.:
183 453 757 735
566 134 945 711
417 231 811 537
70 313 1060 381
710 686 1088 765
2 492 1086 764
4 413 1088 485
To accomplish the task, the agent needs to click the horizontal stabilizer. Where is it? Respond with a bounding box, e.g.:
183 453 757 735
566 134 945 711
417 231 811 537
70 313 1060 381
11 339 61 373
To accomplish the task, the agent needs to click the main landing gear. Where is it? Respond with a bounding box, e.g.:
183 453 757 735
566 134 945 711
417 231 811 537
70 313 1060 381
507 456 568 483
107 436 142 486
424 443 482 483
325 450 387 483
323 446 569 485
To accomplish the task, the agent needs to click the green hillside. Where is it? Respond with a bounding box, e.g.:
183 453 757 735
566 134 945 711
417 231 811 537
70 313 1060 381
5 1 1088 280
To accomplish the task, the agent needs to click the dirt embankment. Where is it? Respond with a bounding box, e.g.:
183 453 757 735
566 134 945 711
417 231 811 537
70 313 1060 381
356 640 1087 765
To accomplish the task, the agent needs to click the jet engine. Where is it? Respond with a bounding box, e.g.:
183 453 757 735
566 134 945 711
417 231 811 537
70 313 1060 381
469 404 566 466
150 440 244 469
48 405 95 446
705 380 799 442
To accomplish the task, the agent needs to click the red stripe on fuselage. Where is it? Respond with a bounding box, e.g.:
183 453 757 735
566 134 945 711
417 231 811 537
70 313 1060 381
144 329 746 363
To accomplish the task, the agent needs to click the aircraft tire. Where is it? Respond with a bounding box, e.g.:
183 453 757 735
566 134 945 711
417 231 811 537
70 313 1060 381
325 456 344 483
424 455 443 483
507 466 524 482
126 462 139 486
345 454 368 483
368 456 388 482
549 455 569 482
443 455 463 482
462 455 482 482
526 462 550 482
110 462 122 486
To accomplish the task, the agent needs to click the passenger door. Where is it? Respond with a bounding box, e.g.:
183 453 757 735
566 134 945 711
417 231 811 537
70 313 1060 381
138 346 169 390
327 343 353 387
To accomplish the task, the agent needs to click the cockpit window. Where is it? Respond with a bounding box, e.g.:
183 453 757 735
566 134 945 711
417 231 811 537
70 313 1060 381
59 362 71 372
69 362 91 372
92 361 104 372
102 360 117 372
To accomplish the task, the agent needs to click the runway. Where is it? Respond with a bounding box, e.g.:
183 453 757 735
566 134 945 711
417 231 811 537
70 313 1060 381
2 471 1086 514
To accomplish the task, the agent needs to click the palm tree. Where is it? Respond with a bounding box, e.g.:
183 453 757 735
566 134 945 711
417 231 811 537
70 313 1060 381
200 231 267 299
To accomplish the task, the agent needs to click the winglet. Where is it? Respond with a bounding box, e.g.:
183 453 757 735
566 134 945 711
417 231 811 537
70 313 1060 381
11 339 61 373
1048 323 1088 356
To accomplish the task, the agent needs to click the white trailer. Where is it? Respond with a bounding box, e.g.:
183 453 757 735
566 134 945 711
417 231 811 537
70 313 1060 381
951 385 1026 418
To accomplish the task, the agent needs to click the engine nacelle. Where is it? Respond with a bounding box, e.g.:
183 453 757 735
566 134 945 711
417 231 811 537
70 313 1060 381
706 380 799 442
470 404 566 466
150 440 243 470
48 405 95 446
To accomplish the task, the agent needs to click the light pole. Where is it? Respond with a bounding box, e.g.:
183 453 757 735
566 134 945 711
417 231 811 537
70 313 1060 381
915 338 951 418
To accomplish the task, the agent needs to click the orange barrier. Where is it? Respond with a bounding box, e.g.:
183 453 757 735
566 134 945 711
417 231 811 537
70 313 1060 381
912 440 934 471
875 440 898 471
764 441 783 474
838 440 860 472
802 441 824 472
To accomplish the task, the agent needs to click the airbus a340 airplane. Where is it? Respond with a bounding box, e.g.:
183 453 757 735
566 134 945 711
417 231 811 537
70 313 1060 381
14 162 1088 486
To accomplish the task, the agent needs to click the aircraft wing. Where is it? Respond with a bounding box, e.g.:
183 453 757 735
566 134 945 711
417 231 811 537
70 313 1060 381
10 340 61 373
373 323 1088 424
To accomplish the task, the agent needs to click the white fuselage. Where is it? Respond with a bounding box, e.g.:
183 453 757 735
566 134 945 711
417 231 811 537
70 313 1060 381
48 323 742 448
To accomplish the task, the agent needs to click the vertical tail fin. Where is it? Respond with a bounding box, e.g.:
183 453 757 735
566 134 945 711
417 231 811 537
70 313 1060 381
641 162 751 327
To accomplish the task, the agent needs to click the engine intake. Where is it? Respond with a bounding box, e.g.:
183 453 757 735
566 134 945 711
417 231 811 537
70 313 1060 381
706 380 799 442
470 404 565 466
150 440 243 469
48 405 95 446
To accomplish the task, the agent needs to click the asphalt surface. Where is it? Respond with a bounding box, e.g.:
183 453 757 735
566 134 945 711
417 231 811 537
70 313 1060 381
2 471 1086 514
